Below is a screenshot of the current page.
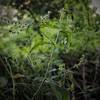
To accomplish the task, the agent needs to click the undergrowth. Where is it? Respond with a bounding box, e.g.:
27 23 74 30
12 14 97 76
0 0 100 100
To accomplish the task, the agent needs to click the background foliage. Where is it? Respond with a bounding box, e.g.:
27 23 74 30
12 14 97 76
0 0 100 100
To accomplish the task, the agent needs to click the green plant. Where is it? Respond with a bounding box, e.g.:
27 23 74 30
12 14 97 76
0 0 100 100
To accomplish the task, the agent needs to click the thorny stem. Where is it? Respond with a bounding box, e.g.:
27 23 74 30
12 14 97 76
82 55 87 100
5 57 16 100
32 32 60 100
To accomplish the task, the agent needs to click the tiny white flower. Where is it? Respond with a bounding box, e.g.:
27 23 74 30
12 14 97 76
92 14 96 17
89 4 94 9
